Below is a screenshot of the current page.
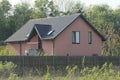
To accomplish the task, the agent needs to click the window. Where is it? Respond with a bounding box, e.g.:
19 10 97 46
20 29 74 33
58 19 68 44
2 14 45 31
72 31 80 44
88 32 92 44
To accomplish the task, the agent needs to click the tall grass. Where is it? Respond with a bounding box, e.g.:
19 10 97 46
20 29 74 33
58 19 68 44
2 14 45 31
0 62 120 80
0 62 17 80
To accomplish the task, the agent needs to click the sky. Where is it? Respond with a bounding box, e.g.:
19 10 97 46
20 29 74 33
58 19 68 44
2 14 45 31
81 0 120 8
5 0 120 9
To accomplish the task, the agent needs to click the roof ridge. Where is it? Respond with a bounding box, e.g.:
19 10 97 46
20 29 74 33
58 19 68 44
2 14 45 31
30 13 81 21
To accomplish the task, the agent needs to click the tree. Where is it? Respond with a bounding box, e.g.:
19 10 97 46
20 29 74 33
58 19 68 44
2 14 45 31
0 0 11 41
0 0 11 15
84 4 120 56
47 1 59 17
66 1 84 15
84 5 114 32
102 26 120 56
113 7 120 34
9 2 33 30
55 0 84 15
32 0 59 18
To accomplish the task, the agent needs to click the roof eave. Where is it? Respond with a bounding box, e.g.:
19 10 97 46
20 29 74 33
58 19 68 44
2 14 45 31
5 40 27 43
41 37 54 40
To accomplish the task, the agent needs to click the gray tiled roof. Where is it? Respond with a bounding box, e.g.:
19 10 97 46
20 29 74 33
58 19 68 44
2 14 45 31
5 13 105 42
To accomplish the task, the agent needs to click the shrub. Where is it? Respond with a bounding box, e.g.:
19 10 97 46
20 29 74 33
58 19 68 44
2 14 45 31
0 41 6 46
7 73 19 80
0 62 17 77
0 46 15 56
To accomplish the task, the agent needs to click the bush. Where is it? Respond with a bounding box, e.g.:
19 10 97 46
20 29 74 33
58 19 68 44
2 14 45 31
0 62 17 78
7 73 19 80
0 41 6 46
0 46 15 56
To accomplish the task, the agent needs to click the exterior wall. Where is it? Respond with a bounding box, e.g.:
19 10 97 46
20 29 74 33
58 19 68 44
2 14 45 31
7 34 39 55
7 33 54 56
7 42 21 55
54 17 102 56
42 40 53 55
26 34 38 50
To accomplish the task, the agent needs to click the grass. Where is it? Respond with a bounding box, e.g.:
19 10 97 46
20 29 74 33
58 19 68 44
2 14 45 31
0 62 120 80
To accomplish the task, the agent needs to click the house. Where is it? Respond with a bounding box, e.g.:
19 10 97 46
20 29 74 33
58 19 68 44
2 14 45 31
5 13 105 56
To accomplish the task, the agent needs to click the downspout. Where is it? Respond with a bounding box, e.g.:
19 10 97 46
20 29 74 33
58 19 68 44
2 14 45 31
20 41 22 56
53 39 55 68
53 39 55 56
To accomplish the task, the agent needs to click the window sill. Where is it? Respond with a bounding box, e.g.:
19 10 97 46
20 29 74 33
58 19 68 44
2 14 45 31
88 42 92 44
72 42 80 44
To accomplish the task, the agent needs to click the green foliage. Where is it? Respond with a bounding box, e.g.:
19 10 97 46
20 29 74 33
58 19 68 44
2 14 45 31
0 0 11 15
79 63 118 80
42 66 51 80
63 66 77 80
1 63 120 80
113 7 120 34
0 46 15 56
0 41 5 46
0 62 17 78
11 2 33 30
58 0 84 15
33 0 60 18
102 27 120 55
0 0 12 41
7 73 19 80
84 5 120 56
82 56 85 68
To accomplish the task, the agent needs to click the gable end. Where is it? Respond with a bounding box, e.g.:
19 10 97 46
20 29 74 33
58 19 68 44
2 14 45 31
80 15 106 41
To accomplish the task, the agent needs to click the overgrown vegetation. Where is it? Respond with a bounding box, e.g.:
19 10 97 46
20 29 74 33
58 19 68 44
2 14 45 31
0 46 15 56
0 62 120 80
0 62 17 80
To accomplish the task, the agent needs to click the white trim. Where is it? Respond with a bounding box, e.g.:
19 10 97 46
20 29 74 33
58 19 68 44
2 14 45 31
27 42 39 44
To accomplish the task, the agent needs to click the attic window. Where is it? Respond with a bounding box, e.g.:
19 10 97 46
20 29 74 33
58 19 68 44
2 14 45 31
88 32 92 44
72 31 80 44
47 30 54 36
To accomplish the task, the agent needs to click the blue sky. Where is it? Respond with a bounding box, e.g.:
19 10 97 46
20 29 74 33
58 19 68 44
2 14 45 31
7 0 120 9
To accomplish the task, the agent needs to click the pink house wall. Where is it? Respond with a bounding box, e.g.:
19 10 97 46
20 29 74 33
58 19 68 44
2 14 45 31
7 34 54 56
42 40 53 55
54 17 102 56
7 42 21 55
7 34 39 55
